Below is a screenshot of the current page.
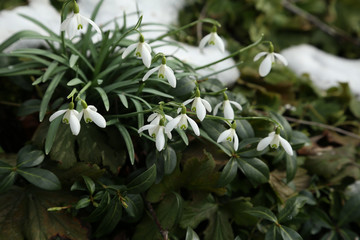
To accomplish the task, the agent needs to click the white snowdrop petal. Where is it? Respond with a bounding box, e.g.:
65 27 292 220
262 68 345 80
201 99 212 112
69 112 81 135
253 52 268 62
217 129 232 143
259 54 273 77
229 101 242 111
122 43 138 59
165 115 181 133
141 47 152 68
199 34 212 49
147 113 158 122
88 110 106 128
233 133 239 151
49 109 67 122
67 16 79 39
223 100 234 120
81 15 101 35
213 102 222 116
164 66 176 88
138 124 155 133
143 66 160 81
257 136 273 151
143 42 152 53
186 116 200 136
214 34 225 53
156 128 165 151
88 105 97 111
195 99 206 121
60 15 72 31
274 53 288 66
183 98 194 106
279 136 293 156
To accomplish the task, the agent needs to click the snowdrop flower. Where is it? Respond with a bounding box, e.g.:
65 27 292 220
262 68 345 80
256 128 293 156
199 26 225 53
217 121 239 151
122 34 152 68
147 112 173 125
80 101 106 128
182 88 212 121
142 56 176 88
213 93 242 120
138 118 172 151
49 102 81 135
165 105 200 136
60 1 101 40
253 43 288 77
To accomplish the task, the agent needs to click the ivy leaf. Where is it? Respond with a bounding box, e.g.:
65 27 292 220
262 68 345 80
0 187 89 240
204 211 234 240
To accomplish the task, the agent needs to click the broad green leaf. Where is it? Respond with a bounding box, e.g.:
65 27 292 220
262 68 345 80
186 227 200 240
0 172 17 193
163 146 177 175
278 196 308 223
86 191 110 222
204 211 234 240
123 194 144 222
180 195 218 228
45 111 62 155
285 153 297 183
82 175 95 195
0 161 13 174
236 157 269 186
94 196 122 238
265 225 282 240
236 119 255 139
244 207 278 223
279 225 303 240
217 158 238 187
238 138 265 158
270 112 292 139
39 72 65 122
94 87 110 111
75 197 91 209
17 145 44 168
116 124 135 165
338 194 360 226
0 187 88 240
127 164 157 194
17 168 61 190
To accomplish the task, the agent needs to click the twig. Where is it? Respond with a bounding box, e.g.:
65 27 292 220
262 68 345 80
281 0 360 46
145 200 168 240
284 115 360 140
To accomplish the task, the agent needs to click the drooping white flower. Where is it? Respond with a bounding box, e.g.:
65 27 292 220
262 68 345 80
199 26 225 53
138 118 172 151
60 2 101 40
256 129 293 156
147 112 173 125
182 88 212 121
142 56 176 88
165 105 200 136
213 93 242 120
217 122 239 151
49 102 81 135
122 34 152 68
80 101 106 128
253 50 288 77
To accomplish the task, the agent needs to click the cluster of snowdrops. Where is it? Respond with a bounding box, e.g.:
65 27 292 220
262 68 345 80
52 0 293 156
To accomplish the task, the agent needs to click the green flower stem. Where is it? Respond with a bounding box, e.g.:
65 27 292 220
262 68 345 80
150 18 221 43
194 34 264 70
76 81 92 99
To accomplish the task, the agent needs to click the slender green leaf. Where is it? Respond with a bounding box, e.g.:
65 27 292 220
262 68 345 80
176 128 189 145
131 98 144 129
17 168 61 190
94 87 110 111
42 61 59 83
116 124 135 165
67 78 84 86
75 197 91 209
118 93 129 108
244 207 278 223
86 192 110 222
39 72 65 122
19 14 58 36
45 113 62 154
127 165 156 194
286 153 297 183
69 54 79 68
123 194 144 222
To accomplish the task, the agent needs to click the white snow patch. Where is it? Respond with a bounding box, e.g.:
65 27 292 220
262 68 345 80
0 0 239 86
281 44 360 98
